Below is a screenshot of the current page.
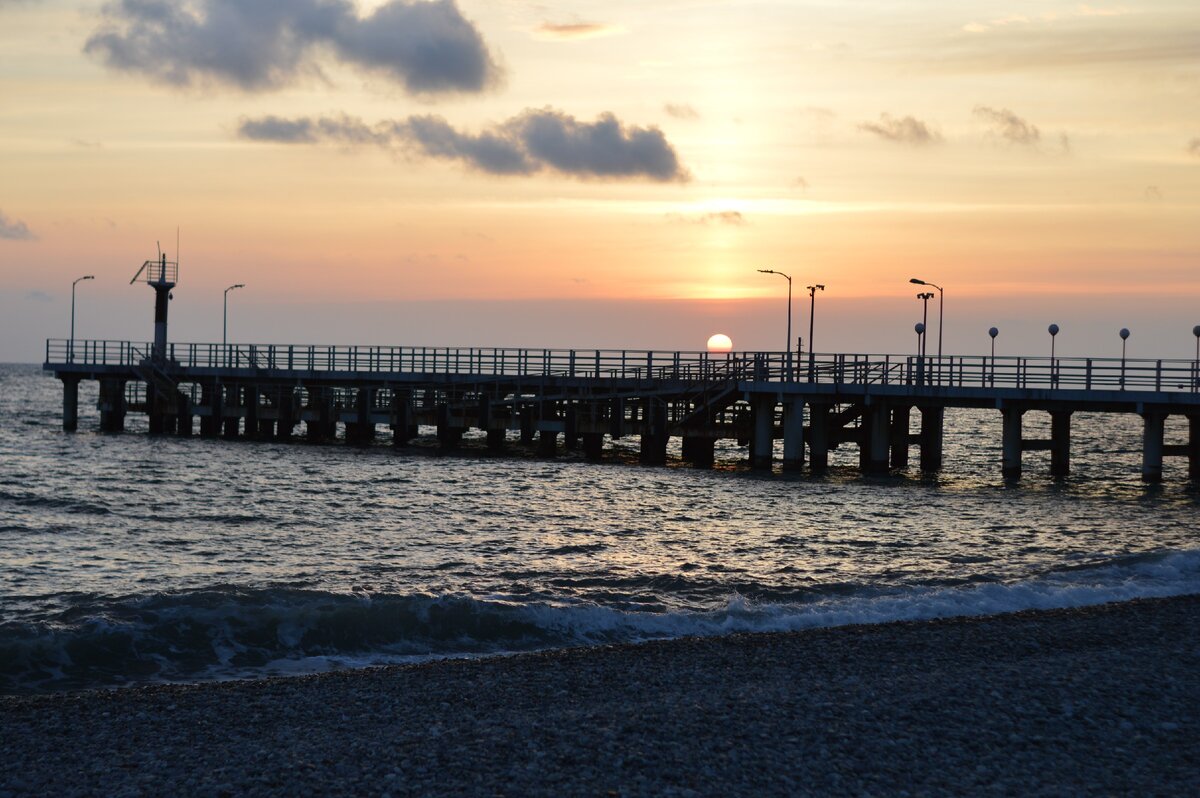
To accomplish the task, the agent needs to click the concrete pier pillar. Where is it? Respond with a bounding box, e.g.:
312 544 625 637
200 383 220 437
1050 411 1072 477
1142 412 1165 483
436 404 463 450
750 395 775 470
244 386 260 439
306 387 331 442
919 406 945 472
808 403 831 473
176 389 193 437
61 377 80 432
222 386 241 439
538 402 559 456
564 408 578 451
889 406 911 469
681 436 715 468
1189 415 1200 481
640 401 668 465
487 428 506 451
609 398 625 439
1002 408 1023 479
346 388 375 444
519 406 535 445
866 401 891 474
782 398 805 472
582 432 605 461
391 391 414 446
98 378 126 433
147 384 166 436
275 389 294 440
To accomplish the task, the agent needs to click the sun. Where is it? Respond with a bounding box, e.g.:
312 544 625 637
706 333 733 353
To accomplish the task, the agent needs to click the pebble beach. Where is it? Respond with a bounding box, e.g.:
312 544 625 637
3 595 1197 797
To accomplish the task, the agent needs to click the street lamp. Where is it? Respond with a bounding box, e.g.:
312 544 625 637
70 275 95 362
988 327 998 386
806 284 825 381
914 322 926 385
758 269 792 379
1048 323 1060 387
223 283 245 347
1119 328 1130 389
916 292 934 358
909 278 944 359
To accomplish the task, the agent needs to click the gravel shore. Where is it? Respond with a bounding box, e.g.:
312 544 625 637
3 595 1198 797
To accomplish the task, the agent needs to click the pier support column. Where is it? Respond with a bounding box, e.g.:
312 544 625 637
866 401 891 474
519 406 535 445
61 377 80 432
222 385 240 439
176 389 193 437
147 384 166 436
306 387 331 442
582 432 605 462
681 436 715 468
808 403 831 473
889 406 911 469
750 395 774 470
1142 412 1165 483
200 383 220 437
919 406 945 472
1002 408 1023 479
564 408 578 451
640 401 668 465
437 404 463 450
538 402 559 457
1189 415 1200 481
275 389 294 441
609 398 625 439
391 391 414 446
1050 411 1072 477
244 386 260 439
98 378 126 433
486 428 507 451
782 398 805 472
346 388 375 445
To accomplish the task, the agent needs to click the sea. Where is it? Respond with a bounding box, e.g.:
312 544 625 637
1 362 1197 694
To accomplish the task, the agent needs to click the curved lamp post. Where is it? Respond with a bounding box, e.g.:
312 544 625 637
70 275 95 363
758 269 792 379
806 283 825 381
909 278 944 359
223 283 245 347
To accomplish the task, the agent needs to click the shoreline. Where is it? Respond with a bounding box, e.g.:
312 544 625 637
3 594 1198 796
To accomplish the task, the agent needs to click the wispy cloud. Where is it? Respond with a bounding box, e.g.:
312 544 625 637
793 177 809 191
666 211 746 226
663 103 700 121
533 21 623 41
1144 185 1163 203
238 109 690 182
85 0 501 95
0 209 35 240
858 113 942 146
973 106 1041 146
1188 138 1200 157
26 290 53 303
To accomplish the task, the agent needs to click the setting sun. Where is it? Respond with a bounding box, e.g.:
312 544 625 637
706 333 733 353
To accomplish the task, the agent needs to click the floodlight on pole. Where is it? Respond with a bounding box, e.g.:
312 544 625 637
70 275 95 363
223 283 245 347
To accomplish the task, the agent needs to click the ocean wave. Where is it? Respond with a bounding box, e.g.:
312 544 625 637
3 548 1198 694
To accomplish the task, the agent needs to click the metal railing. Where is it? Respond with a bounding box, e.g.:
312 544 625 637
45 339 1200 393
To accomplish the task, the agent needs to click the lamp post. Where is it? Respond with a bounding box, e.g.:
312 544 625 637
916 292 934 358
758 269 792 379
1048 323 1060 387
988 327 998 386
806 283 824 381
1119 328 1130 389
70 275 95 363
1193 325 1200 391
223 283 245 348
914 322 926 385
909 278 944 359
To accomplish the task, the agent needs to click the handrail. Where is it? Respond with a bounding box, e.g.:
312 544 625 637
43 339 1200 393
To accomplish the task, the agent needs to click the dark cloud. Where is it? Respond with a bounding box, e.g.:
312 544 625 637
1188 138 1200 157
238 108 689 182
663 103 699 121
0 210 35 240
85 0 500 94
858 113 942 146
534 21 620 40
973 105 1040 145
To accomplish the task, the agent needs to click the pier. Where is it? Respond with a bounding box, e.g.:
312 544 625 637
44 339 1200 482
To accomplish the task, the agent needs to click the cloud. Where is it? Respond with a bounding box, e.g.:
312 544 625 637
973 106 1040 146
1144 186 1163 202
666 211 746 226
26 290 53 303
793 177 809 190
663 103 699 121
858 113 942 146
0 210 35 240
533 21 622 41
238 108 690 181
1188 138 1200 157
85 0 500 94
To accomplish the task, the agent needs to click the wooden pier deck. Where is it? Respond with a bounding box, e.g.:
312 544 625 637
44 339 1200 481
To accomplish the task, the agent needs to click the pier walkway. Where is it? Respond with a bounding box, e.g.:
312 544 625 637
44 339 1200 482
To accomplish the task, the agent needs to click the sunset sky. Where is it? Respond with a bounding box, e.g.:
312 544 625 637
2 0 1199 361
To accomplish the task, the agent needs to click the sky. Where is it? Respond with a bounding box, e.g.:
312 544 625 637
2 0 1199 361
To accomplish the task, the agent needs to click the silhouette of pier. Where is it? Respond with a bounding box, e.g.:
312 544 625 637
44 339 1200 482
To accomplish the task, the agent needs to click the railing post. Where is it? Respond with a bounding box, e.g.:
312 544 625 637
1156 360 1162 391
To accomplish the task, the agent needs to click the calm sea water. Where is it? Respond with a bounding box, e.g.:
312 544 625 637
1 363 1197 693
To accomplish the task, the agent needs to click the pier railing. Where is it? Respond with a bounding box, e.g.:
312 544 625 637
46 339 1200 393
